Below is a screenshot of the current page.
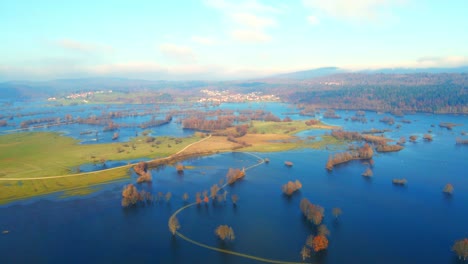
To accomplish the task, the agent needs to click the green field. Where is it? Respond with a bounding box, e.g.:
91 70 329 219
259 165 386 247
0 132 201 178
248 120 338 135
0 132 201 204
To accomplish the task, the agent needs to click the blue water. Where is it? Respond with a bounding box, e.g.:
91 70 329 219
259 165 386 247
1 103 468 263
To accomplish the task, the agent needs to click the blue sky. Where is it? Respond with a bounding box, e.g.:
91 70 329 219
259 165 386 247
0 0 467 81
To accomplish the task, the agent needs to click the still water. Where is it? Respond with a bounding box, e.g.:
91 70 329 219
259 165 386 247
1 104 467 264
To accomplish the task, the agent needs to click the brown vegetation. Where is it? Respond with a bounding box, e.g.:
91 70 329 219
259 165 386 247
121 184 153 207
311 235 329 252
300 198 324 225
456 138 468 145
326 143 373 170
443 183 454 194
300 246 311 261
409 135 418 142
376 144 404 152
282 180 302 195
215 225 235 241
452 238 468 260
210 184 220 198
423 134 433 141
284 161 293 167
121 184 140 207
176 163 184 174
392 178 407 186
168 216 180 235
226 168 245 185
231 194 239 205
362 168 373 177
332 207 342 219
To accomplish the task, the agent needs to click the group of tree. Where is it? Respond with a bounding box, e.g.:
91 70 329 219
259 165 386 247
376 143 404 152
423 134 433 141
182 116 235 131
215 225 235 241
134 161 152 183
305 119 320 126
300 198 324 226
300 222 331 259
323 109 341 119
392 178 407 186
455 138 468 145
282 180 302 196
139 115 172 129
452 238 468 260
121 184 153 207
443 183 454 194
176 163 184 174
168 216 180 235
326 143 373 170
362 167 373 177
286 73 468 114
226 168 245 184
379 116 395 125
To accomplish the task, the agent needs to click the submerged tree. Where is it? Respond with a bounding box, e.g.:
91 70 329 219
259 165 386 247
300 198 324 225
168 216 180 236
165 192 172 202
362 168 373 177
215 225 235 241
182 192 189 202
226 168 245 184
318 225 330 237
121 184 140 207
311 235 329 252
332 207 342 219
452 238 468 260
282 180 302 196
231 194 239 205
300 246 311 261
176 163 184 174
210 183 220 198
443 183 454 194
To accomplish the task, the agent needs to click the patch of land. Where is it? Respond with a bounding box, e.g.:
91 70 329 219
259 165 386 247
0 120 339 204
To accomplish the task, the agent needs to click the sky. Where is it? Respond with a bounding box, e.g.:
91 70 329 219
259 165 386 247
0 0 467 81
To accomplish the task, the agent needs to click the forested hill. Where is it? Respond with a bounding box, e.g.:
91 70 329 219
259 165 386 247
281 72 468 114
0 71 467 114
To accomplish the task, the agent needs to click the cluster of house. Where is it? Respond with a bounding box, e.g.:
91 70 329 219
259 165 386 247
198 89 280 103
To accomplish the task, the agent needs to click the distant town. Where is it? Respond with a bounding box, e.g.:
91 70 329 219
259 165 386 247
198 89 280 103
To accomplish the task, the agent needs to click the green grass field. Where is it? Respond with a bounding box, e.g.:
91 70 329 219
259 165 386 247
0 132 201 204
248 120 338 135
0 121 341 204
0 132 200 178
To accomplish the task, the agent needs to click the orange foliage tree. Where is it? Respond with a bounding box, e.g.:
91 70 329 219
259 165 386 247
452 238 468 260
168 216 180 236
311 235 329 252
215 225 235 241
226 168 245 184
282 180 302 195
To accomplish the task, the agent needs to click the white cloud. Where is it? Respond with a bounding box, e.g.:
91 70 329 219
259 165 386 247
56 39 113 54
302 0 405 22
307 15 320 25
204 0 280 43
204 0 282 14
191 36 216 45
232 12 276 28
159 43 196 62
231 29 271 43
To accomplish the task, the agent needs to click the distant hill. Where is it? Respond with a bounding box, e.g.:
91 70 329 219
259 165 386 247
267 67 344 80
265 65 468 80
